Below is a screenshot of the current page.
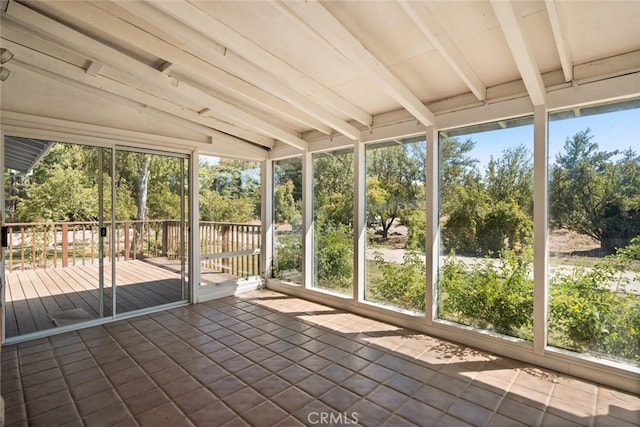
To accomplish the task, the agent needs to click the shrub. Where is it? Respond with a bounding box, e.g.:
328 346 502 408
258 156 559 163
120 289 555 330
370 250 426 311
274 233 302 281
314 224 353 290
549 242 640 361
439 249 534 338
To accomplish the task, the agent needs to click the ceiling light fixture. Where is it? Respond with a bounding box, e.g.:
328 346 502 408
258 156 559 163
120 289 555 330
0 48 14 64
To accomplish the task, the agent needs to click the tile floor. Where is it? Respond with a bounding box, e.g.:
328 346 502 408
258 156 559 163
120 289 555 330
1 289 639 427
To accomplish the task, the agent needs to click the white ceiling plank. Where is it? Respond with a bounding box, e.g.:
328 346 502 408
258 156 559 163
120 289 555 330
490 0 547 106
3 0 306 150
2 39 271 154
544 0 573 82
398 0 486 101
188 0 372 126
280 0 435 127
73 0 333 135
145 0 370 132
1 112 268 161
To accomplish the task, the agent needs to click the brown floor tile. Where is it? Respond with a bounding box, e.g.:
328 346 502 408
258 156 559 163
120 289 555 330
3 290 639 427
26 389 74 418
76 389 122 417
21 367 63 389
149 365 189 385
27 403 80 427
223 387 266 414
487 413 530 427
497 397 545 426
278 364 313 383
116 375 157 400
397 399 445 425
208 376 247 398
385 373 424 396
447 398 494 426
188 400 236 426
69 376 113 400
320 386 360 412
368 385 411 412
163 375 202 400
173 387 218 414
24 377 67 402
124 387 170 416
136 402 189 427
271 386 314 413
459 383 504 410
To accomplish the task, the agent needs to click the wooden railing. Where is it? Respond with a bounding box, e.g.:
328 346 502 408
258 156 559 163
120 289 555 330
4 220 261 277
200 221 261 278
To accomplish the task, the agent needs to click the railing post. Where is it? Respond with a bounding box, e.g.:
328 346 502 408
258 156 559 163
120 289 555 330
62 223 68 268
163 220 168 257
223 225 230 274
124 222 129 261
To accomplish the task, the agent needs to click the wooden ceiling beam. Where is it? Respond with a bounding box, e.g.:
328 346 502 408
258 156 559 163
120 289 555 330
2 39 270 155
398 0 486 102
78 0 333 135
544 0 573 83
146 0 371 134
4 0 306 150
280 0 435 127
490 0 547 106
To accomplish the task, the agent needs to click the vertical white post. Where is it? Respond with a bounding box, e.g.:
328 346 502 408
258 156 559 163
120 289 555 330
190 150 200 303
111 146 117 318
354 137 366 302
261 157 274 284
302 149 314 289
533 104 548 354
0 129 6 342
425 126 437 324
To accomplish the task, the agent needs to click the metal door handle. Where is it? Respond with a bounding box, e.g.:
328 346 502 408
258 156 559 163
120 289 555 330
1 226 8 248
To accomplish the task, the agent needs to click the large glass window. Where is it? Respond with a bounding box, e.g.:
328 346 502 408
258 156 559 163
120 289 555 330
312 149 354 295
547 99 640 365
273 157 303 284
364 137 426 313
438 117 534 340
198 156 262 284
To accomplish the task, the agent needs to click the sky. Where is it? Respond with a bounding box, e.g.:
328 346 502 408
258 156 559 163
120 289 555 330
198 105 639 173
461 107 640 169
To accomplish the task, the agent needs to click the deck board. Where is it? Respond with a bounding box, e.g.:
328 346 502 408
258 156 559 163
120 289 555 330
5 258 187 338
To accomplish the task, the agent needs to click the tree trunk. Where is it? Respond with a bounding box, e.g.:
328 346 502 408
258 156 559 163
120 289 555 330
132 155 151 258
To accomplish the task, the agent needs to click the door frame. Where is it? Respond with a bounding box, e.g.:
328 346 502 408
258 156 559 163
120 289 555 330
1 133 193 344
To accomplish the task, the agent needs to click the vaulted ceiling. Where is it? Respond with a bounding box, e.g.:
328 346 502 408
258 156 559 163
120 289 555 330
1 0 639 156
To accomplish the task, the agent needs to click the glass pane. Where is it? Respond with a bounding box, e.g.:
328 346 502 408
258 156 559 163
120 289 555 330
3 139 106 337
273 157 302 284
365 137 426 314
312 149 353 295
113 150 188 314
198 156 262 284
438 117 534 340
548 99 640 365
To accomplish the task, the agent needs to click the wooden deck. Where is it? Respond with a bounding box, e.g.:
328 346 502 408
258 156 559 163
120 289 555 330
4 258 186 338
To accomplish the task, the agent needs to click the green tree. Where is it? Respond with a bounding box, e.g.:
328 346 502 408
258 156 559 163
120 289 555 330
366 142 425 239
439 137 479 216
313 151 353 227
199 158 261 222
14 143 100 222
274 179 298 224
442 143 533 256
550 129 640 252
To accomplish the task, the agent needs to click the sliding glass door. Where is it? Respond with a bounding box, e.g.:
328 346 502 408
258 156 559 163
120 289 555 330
3 138 110 337
2 137 189 339
111 148 188 315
